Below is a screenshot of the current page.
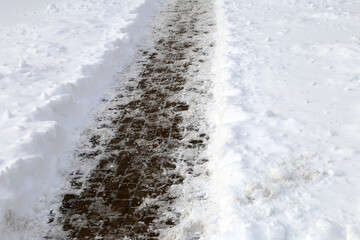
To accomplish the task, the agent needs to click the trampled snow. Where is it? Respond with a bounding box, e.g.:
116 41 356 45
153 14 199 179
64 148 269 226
209 0 360 239
0 0 160 238
1 0 360 238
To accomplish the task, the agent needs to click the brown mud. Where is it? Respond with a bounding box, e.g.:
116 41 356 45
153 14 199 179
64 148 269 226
48 0 215 239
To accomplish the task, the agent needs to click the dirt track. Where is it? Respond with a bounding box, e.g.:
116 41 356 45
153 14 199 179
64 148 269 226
48 0 215 238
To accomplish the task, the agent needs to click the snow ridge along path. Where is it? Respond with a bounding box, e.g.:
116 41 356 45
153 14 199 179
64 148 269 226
210 0 360 239
0 1 161 239
49 0 215 239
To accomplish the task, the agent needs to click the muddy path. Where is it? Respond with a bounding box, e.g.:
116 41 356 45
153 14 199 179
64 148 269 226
48 0 215 239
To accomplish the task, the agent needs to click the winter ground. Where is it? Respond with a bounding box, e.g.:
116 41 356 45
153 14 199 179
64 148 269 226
1 0 360 239
50 0 214 238
0 0 160 238
210 0 360 239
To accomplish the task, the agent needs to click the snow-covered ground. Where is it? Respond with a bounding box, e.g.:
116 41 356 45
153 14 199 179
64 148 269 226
0 0 160 238
210 0 360 239
1 0 360 238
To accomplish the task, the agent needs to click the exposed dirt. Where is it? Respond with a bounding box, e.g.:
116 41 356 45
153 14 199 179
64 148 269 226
48 0 215 239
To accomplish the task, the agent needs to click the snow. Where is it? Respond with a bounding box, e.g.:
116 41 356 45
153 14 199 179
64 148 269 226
0 0 160 238
1 0 360 238
209 0 360 239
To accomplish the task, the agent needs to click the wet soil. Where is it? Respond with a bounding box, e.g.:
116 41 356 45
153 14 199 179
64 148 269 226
49 0 214 239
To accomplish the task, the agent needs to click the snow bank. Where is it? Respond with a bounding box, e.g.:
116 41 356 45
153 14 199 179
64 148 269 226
210 0 360 239
0 0 160 238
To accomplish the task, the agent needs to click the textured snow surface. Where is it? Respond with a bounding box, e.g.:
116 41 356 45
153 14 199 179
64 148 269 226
0 0 160 238
209 0 360 239
1 0 360 238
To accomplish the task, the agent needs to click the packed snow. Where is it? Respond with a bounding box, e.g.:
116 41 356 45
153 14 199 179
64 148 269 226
0 0 160 238
209 0 360 239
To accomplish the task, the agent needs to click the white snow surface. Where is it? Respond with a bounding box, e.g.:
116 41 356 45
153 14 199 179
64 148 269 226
2 0 360 238
210 0 360 239
0 0 160 238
